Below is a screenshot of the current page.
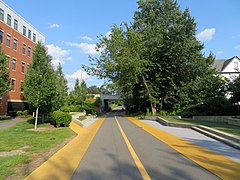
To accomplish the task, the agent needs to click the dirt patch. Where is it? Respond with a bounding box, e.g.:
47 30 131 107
5 134 76 180
0 146 30 157
27 124 55 132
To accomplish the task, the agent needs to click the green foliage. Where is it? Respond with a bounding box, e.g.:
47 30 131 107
87 94 95 99
84 0 218 115
16 110 28 116
78 116 86 121
60 105 82 112
83 100 95 114
51 110 72 127
53 64 68 110
88 85 100 94
229 76 240 104
0 46 10 96
24 42 56 111
94 97 102 108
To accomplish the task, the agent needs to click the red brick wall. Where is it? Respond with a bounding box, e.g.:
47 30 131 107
0 21 35 115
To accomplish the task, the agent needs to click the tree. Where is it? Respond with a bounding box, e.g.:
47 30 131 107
0 46 10 96
88 85 100 94
53 63 68 109
24 42 56 129
80 80 88 106
84 0 217 114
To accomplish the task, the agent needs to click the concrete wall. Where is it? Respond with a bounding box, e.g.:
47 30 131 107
228 118 240 127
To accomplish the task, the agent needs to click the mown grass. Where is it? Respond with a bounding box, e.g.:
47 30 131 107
163 117 240 136
0 118 74 179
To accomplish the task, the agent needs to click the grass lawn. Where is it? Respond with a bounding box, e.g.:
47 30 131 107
0 118 74 180
78 116 87 121
163 117 240 136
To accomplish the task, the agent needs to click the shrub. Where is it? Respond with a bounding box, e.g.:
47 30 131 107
61 105 82 112
51 110 72 127
83 100 95 114
16 110 28 116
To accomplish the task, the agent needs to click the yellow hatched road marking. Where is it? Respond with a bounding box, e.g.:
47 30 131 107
25 117 105 180
115 116 151 180
126 116 240 180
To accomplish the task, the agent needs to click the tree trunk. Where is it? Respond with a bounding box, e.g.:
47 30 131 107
34 107 39 129
142 75 156 115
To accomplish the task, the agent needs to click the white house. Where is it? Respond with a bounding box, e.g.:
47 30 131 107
214 56 240 81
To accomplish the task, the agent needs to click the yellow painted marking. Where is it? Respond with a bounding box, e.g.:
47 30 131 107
115 116 151 180
25 117 105 180
126 116 240 180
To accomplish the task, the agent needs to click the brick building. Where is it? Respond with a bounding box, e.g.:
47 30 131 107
0 1 45 115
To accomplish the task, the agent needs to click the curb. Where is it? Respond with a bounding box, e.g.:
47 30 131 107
154 116 240 150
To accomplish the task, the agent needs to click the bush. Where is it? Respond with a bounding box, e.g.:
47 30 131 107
83 100 95 114
61 105 82 112
16 110 28 116
51 110 72 127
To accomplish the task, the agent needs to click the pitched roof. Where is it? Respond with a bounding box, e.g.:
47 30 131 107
214 56 240 72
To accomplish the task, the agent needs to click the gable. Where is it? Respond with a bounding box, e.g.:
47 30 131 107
221 56 240 72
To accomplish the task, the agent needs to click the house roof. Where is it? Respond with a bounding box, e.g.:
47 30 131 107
214 56 240 72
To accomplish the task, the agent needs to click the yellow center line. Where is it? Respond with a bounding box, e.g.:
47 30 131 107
115 115 151 180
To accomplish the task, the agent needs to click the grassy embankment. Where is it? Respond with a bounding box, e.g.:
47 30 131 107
0 118 74 179
163 117 240 136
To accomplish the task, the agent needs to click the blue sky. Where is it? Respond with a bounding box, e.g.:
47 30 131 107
3 0 240 89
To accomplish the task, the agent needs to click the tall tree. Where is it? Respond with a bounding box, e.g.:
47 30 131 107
53 63 68 109
80 80 88 106
0 47 10 96
84 0 217 114
24 42 56 129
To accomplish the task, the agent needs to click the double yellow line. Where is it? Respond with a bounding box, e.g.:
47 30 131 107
115 115 151 180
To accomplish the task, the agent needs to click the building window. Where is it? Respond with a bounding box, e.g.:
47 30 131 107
6 35 10 47
27 63 29 70
0 8 4 21
11 79 16 91
20 81 24 92
23 26 26 36
13 38 17 50
28 29 31 39
22 44 26 54
28 47 31 57
21 62 25 73
6 56 10 68
12 58 16 70
7 14 11 26
0 30 3 43
14 19 18 30
33 33 36 42
234 62 239 70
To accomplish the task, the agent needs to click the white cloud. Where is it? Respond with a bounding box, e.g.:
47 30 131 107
64 42 99 54
46 44 70 68
217 50 223 54
80 36 94 42
196 28 216 41
65 70 90 80
234 44 240 50
49 23 60 29
65 70 90 90
51 58 65 67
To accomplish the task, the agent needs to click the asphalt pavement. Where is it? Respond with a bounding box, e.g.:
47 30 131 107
71 111 219 180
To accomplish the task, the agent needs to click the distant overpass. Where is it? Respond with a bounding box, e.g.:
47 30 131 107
100 94 122 112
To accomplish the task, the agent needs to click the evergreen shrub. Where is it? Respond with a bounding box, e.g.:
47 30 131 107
51 110 72 127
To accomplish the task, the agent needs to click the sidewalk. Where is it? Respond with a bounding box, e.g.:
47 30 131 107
0 118 27 130
141 120 240 163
